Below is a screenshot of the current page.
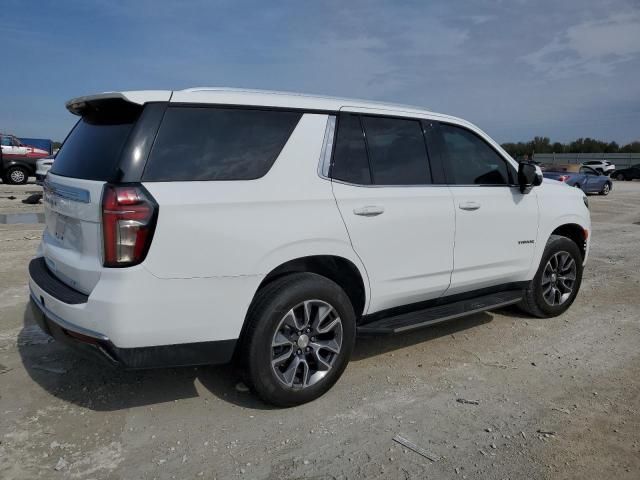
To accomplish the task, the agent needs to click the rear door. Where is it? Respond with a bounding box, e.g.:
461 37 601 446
330 112 455 313
41 101 146 294
435 122 539 294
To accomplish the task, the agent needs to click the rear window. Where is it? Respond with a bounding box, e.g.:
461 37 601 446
50 101 141 181
142 107 302 181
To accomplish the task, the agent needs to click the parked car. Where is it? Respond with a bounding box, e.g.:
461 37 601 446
580 160 615 175
29 88 591 406
35 156 55 185
612 164 640 181
1 133 50 184
544 165 612 195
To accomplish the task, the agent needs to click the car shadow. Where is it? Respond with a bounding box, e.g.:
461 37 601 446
19 304 497 412
17 304 270 411
351 311 493 361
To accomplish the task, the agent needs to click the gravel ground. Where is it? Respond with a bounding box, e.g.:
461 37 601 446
0 180 639 480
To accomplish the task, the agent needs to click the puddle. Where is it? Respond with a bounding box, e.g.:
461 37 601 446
0 213 45 224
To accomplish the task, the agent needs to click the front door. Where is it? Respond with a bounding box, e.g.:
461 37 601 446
435 123 539 295
579 166 601 193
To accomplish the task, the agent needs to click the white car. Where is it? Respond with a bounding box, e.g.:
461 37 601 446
35 156 55 185
581 160 615 175
29 88 591 406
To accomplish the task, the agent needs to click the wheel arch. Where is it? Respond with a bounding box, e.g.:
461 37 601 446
233 254 370 363
256 255 368 317
550 223 587 259
3 160 35 177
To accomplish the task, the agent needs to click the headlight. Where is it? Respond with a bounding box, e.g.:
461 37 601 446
583 195 589 209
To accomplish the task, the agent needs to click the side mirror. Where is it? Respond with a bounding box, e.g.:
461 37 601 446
518 161 543 194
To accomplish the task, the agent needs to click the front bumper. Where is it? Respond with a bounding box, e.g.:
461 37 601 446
28 257 237 369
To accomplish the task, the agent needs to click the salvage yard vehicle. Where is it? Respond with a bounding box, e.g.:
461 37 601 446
1 133 50 184
581 160 615 175
544 165 612 195
612 164 640 181
28 88 591 406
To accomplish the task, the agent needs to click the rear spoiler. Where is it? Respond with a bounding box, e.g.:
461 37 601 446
66 91 172 115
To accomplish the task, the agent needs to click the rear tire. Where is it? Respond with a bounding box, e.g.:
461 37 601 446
241 272 356 407
615 173 626 181
518 235 583 318
3 166 29 185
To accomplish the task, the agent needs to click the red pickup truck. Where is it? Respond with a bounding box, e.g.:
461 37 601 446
1 133 50 184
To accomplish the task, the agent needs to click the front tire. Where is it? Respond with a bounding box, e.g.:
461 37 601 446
241 273 356 407
4 166 29 185
615 173 626 181
518 235 583 318
599 182 611 195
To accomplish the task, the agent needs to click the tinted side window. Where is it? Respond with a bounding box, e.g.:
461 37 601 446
331 113 371 185
440 124 510 185
143 107 301 181
361 116 431 185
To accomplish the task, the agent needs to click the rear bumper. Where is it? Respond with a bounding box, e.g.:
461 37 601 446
28 257 237 369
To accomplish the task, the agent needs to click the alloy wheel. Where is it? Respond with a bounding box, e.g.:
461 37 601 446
541 251 577 306
271 300 343 389
10 170 26 183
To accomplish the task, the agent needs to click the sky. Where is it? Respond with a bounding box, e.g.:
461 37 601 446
1 0 639 144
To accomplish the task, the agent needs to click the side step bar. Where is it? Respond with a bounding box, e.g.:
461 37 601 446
357 290 523 335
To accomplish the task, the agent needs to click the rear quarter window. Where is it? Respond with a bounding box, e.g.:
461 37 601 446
142 107 302 181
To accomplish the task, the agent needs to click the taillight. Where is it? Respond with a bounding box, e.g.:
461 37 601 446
102 185 158 267
558 175 569 182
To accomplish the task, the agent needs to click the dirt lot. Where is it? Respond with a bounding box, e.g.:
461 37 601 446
0 180 639 480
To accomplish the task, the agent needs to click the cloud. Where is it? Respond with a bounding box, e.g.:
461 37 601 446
270 5 470 99
2 0 639 143
523 11 640 77
467 14 497 25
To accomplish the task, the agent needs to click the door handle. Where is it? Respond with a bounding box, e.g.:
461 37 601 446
353 205 385 217
459 201 481 211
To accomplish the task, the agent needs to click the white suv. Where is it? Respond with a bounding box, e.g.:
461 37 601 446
29 88 591 406
581 160 615 175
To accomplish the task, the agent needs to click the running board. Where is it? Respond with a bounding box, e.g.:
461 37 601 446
357 290 523 335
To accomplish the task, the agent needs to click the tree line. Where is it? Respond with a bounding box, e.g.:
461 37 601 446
501 137 640 158
51 136 640 158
